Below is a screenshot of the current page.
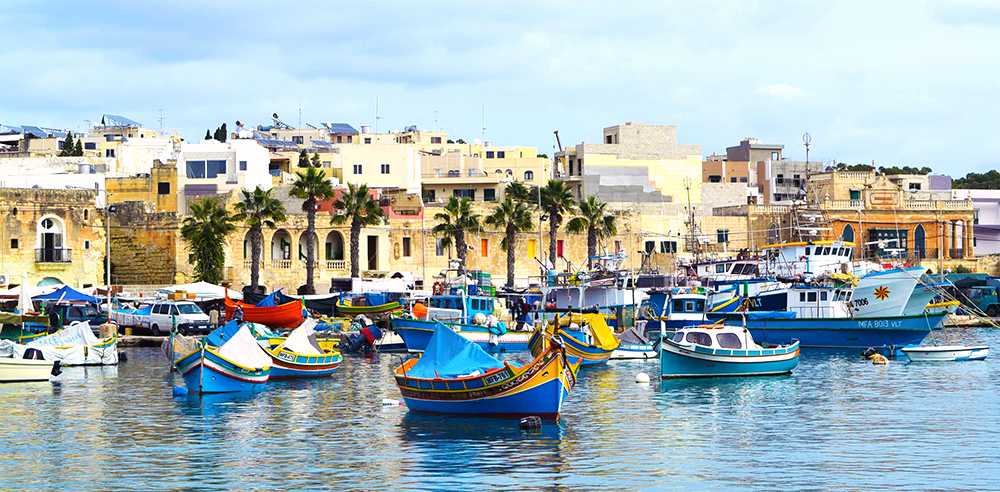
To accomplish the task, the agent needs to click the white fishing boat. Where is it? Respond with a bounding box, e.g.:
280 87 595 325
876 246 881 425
901 345 988 362
0 357 55 383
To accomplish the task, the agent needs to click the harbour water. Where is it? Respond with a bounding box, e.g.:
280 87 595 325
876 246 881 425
3 328 999 491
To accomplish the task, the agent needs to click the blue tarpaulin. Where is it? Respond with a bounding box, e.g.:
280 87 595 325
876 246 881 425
204 320 241 347
406 322 506 379
255 291 280 308
746 311 797 320
364 293 388 307
34 286 101 303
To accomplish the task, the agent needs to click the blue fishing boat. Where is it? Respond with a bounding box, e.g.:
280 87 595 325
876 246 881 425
260 319 342 379
728 311 946 348
643 287 710 338
528 313 618 366
175 321 271 394
393 293 530 353
660 324 799 378
611 326 657 360
393 322 579 418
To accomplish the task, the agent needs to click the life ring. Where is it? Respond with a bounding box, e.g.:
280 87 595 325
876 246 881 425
433 281 444 295
799 256 807 262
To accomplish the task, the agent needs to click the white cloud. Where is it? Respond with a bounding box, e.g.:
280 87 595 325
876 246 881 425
756 84 807 101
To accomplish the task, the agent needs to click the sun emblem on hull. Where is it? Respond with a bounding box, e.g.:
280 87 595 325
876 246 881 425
874 286 891 301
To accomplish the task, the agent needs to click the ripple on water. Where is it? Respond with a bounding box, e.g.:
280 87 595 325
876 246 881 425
1 328 999 490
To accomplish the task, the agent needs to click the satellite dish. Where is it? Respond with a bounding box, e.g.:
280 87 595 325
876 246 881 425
803 133 812 144
473 138 482 145
272 113 279 119
236 120 243 128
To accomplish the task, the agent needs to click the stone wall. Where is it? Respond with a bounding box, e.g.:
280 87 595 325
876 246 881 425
109 201 179 285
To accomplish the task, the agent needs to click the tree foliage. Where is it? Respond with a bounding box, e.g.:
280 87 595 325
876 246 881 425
291 166 335 293
311 153 321 167
331 183 386 278
504 181 538 203
833 163 874 172
878 165 932 175
298 149 310 168
567 195 617 260
233 186 287 290
953 170 1000 189
432 196 481 271
59 133 76 156
540 179 576 266
213 123 228 142
181 198 237 284
485 196 533 287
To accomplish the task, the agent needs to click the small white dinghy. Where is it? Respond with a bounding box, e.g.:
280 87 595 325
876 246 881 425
901 345 989 362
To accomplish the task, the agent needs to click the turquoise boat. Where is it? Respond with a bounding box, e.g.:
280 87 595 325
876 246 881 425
393 322 579 418
660 324 799 378
175 321 271 394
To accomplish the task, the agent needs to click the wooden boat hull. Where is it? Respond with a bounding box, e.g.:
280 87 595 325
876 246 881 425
0 358 53 383
660 339 799 378
176 347 270 393
528 327 614 366
901 345 989 362
224 292 304 328
265 347 343 379
394 344 579 418
336 299 403 316
393 318 531 353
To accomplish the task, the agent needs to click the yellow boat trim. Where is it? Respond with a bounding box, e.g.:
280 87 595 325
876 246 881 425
710 296 739 312
926 300 960 309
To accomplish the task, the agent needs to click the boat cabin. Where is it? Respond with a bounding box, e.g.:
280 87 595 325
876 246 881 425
692 259 762 281
761 241 854 277
425 295 496 323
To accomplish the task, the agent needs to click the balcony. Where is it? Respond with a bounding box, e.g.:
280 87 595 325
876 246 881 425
36 248 72 263
326 260 347 270
271 259 292 269
422 170 502 184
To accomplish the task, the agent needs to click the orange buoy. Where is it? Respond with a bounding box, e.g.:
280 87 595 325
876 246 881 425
412 302 427 318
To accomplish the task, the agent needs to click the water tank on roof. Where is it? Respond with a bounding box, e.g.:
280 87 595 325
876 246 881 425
484 141 492 147
361 125 371 134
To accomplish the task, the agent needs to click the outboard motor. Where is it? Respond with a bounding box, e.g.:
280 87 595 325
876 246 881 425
343 315 380 353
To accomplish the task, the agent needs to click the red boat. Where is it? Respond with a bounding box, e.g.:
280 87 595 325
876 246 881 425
224 291 305 328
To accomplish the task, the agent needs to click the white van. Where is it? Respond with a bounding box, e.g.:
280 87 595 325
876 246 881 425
147 301 211 336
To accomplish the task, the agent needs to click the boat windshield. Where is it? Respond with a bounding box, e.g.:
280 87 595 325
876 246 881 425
176 304 203 315
672 332 685 343
716 332 742 349
685 332 712 346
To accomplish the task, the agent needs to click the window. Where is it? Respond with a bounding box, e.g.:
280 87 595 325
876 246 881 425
685 332 712 346
484 188 496 202
435 238 445 256
84 240 90 250
717 229 729 244
645 241 655 253
486 151 495 159
557 240 564 258
292 136 304 144
524 170 534 181
739 176 748 183
615 240 622 253
353 164 363 175
185 160 227 179
84 142 96 150
157 182 170 195
807 292 817 302
849 190 861 200
424 189 435 202
105 149 115 158
799 292 806 302
771 152 779 160
673 300 684 312
716 333 742 349
659 241 677 254
805 247 811 255
909 183 921 190
467 169 477 177
431 137 442 144
709 175 721 183
239 161 247 171
380 164 390 175
821 291 828 301
453 189 475 200
606 135 613 144
776 174 784 185
480 238 488 258
685 301 695 312
497 151 505 158
402 237 411 257
364 137 372 144
731 177 737 183
9 238 17 249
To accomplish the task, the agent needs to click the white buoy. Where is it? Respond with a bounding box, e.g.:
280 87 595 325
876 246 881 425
635 372 650 384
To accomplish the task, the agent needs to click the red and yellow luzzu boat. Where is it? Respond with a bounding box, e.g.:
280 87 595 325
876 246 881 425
528 313 619 366
224 291 305 328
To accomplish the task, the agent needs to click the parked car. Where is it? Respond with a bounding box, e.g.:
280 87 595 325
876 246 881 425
48 304 106 334
147 301 211 336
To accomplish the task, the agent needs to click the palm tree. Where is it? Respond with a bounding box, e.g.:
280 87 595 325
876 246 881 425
485 197 533 288
181 198 237 284
567 195 617 262
233 186 287 292
291 167 335 294
504 181 537 203
432 196 481 271
540 180 576 267
331 183 386 278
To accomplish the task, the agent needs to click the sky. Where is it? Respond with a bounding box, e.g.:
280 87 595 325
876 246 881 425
2 0 999 177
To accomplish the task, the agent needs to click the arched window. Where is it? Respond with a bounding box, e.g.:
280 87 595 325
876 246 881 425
37 215 66 262
768 224 779 243
842 224 854 243
914 224 926 259
524 170 534 181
